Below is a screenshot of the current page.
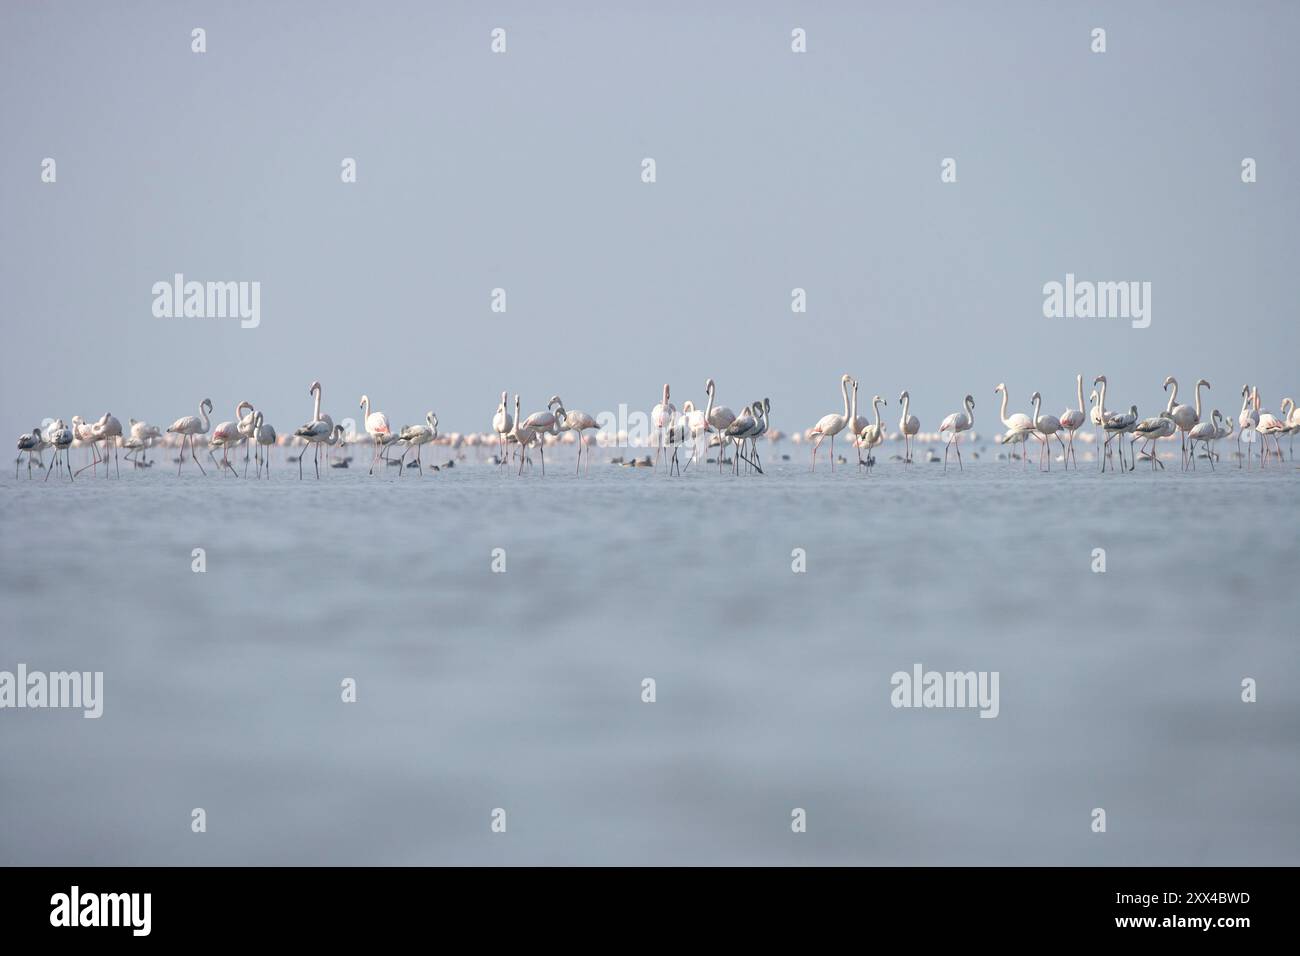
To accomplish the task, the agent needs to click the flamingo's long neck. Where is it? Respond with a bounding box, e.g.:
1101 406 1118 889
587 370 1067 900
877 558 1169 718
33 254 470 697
1240 390 1251 416
1167 378 1179 409
1194 383 1204 420
1075 375 1084 413
199 402 210 431
966 397 975 425
703 385 715 425
901 393 910 423
998 388 1010 425
849 383 859 423
872 398 883 429
361 396 370 420
313 387 322 422
1098 380 1108 418
840 379 849 420
1032 394 1042 427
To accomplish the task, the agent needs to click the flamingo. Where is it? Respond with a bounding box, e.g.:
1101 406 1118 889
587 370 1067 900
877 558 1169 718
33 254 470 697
856 391 886 473
1237 385 1258 467
359 394 393 475
994 383 1035 469
702 378 736 473
651 384 675 471
70 416 102 476
492 391 513 465
167 398 213 475
680 398 710 472
129 419 163 467
253 411 276 477
397 412 438 475
209 416 243 476
521 402 558 476
89 413 123 478
847 380 869 467
1188 413 1218 469
1132 410 1175 470
724 402 760 474
44 420 73 482
748 398 771 473
550 396 599 475
1253 390 1285 464
809 374 852 472
1212 409 1233 463
1058 374 1087 469
1282 397 1300 460
235 401 256 475
293 381 333 479
1030 392 1064 470
1093 376 1134 472
898 391 920 464
508 395 537 474
16 428 41 478
1165 376 1209 469
939 394 975 472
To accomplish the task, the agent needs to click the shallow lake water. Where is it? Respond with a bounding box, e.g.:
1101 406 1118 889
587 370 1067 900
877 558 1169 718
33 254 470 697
2 444 1297 865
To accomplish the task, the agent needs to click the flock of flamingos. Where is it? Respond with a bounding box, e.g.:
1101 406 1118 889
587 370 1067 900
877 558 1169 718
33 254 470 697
13 375 1300 482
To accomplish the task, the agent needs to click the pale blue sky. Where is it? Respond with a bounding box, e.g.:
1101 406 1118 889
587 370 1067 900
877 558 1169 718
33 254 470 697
2 0 1296 439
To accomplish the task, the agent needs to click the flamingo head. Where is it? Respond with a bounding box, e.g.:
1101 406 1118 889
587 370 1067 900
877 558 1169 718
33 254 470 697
764 397 771 413
548 395 562 409
1031 391 1042 403
1241 384 1251 398
899 390 909 403
681 400 694 413
874 395 886 409
1196 378 1210 389
1161 375 1175 389
662 384 670 401
201 398 213 413
359 394 369 410
965 395 975 409
994 382 1006 394
309 380 321 396
1093 375 1108 387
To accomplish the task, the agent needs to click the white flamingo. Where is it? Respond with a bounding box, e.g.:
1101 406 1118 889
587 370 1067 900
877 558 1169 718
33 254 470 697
651 384 675 471
293 381 334 479
1030 392 1064 470
847 380 869 467
939 394 975 472
994 383 1035 469
492 391 513 465
550 396 599 475
809 373 852 473
1282 397 1300 460
521 403 558 476
209 415 243 476
1188 411 1218 469
1058 374 1087 469
724 402 760 474
1165 376 1209 470
359 394 393 476
397 412 438 475
167 398 213 475
856 391 886 473
1093 376 1133 472
44 420 73 482
702 378 736 473
253 411 276 478
1237 385 1258 467
85 412 123 478
236 401 256 475
898 391 920 465
129 418 163 467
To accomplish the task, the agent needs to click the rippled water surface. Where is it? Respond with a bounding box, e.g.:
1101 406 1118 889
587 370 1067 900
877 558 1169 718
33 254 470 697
2 448 1297 865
